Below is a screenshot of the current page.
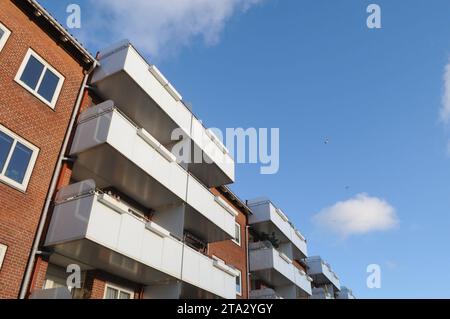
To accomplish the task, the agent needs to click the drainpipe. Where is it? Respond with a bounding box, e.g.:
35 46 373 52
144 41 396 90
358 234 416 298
19 60 98 299
246 225 251 299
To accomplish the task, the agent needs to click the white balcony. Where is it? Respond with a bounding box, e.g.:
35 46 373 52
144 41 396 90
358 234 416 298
69 101 235 242
294 266 314 296
247 198 308 260
305 256 341 291
45 181 184 285
185 174 236 240
90 41 234 188
44 182 237 299
250 288 284 299
249 242 312 298
182 249 238 299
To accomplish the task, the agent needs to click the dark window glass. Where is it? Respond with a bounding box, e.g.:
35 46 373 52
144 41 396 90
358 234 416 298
20 55 44 90
37 70 60 103
236 274 241 294
0 131 13 172
234 224 240 243
0 29 4 40
5 142 33 184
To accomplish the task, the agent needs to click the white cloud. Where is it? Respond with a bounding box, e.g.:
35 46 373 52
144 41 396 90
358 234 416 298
85 0 262 58
441 59 450 123
312 194 398 238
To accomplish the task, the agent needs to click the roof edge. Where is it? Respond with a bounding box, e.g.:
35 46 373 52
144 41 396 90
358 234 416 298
217 185 252 216
16 0 96 66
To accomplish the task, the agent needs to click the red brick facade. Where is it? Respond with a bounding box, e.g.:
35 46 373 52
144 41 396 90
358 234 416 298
208 188 249 299
0 1 87 298
85 270 142 300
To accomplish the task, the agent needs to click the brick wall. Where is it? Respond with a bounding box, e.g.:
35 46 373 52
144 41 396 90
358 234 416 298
86 270 142 299
208 189 249 299
28 255 49 292
0 1 86 298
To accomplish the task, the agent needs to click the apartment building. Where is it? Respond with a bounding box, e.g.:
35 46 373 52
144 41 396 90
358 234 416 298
0 0 95 298
305 256 341 299
27 40 247 299
1 0 355 301
246 198 313 299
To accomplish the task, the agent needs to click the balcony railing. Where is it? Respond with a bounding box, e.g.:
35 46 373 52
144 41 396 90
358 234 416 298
304 256 341 291
45 181 237 299
250 288 284 300
249 241 312 297
182 248 239 299
248 199 308 259
90 41 234 187
69 101 235 242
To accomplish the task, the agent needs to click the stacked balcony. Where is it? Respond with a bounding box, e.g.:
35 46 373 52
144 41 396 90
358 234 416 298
45 181 238 299
90 41 234 188
67 102 235 242
305 256 341 299
44 41 239 299
247 198 312 299
250 288 284 300
247 198 308 260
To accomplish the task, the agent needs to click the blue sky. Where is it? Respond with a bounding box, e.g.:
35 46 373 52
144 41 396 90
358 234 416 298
40 0 450 298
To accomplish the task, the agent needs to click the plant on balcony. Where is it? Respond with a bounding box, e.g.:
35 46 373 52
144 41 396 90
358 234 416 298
249 228 280 248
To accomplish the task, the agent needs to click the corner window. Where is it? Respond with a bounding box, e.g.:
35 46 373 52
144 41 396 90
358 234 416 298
0 22 11 52
235 269 242 296
0 125 39 191
232 222 241 246
104 284 134 299
15 49 65 109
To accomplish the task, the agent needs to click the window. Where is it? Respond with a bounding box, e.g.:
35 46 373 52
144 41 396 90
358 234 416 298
15 49 65 109
103 284 134 299
232 222 241 246
0 244 7 270
235 269 242 296
0 125 39 191
0 22 11 52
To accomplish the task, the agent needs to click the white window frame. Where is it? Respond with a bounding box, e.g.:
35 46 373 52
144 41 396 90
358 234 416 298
0 22 11 52
0 125 39 192
103 283 134 300
235 269 242 296
0 244 7 270
14 48 65 109
232 222 241 246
